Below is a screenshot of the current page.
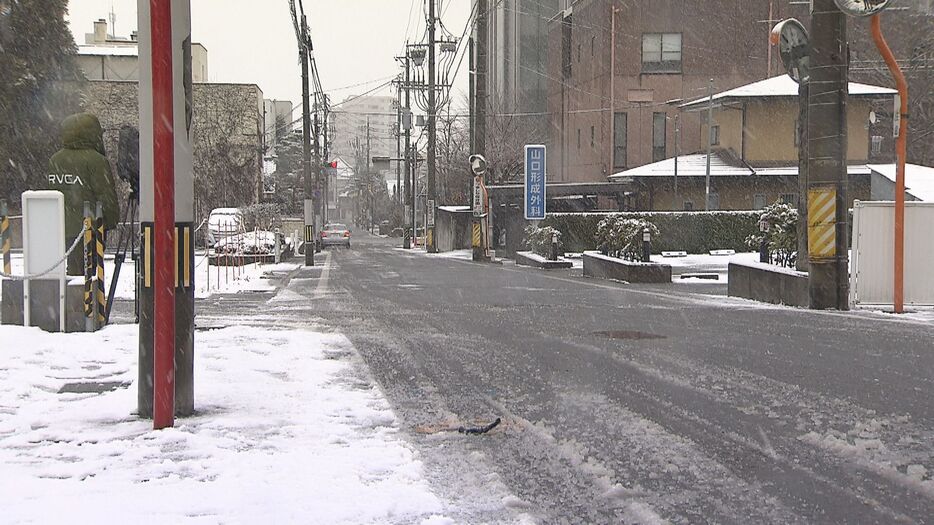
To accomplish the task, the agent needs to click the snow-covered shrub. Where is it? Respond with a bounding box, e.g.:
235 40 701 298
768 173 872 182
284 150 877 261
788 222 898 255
595 215 659 261
523 225 564 258
745 201 798 267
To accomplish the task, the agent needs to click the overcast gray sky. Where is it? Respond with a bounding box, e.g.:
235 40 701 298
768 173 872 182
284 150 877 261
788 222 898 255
66 1 472 107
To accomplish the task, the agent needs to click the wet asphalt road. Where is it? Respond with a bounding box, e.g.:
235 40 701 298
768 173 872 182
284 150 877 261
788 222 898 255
211 233 934 524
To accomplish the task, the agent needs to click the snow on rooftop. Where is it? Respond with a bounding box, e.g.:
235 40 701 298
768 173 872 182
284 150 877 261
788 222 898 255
611 152 875 180
868 164 934 202
680 75 896 110
610 153 752 179
77 45 139 57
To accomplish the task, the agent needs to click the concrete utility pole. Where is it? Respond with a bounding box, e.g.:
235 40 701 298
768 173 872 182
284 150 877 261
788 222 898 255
475 0 488 157
705 78 714 211
426 0 438 253
807 0 849 310
396 81 402 209
298 11 315 266
314 106 323 231
366 117 373 232
404 54 413 249
797 80 809 272
137 0 195 427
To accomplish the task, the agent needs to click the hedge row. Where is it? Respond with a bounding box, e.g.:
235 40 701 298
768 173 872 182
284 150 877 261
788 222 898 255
541 211 761 254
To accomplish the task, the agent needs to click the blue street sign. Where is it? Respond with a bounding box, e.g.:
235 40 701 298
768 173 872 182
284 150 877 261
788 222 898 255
524 145 546 220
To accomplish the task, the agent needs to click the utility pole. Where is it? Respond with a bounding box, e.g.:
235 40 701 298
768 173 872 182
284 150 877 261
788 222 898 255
366 117 373 232
807 0 849 310
797 80 809 272
314 104 322 234
296 7 315 266
705 78 714 211
475 0 488 157
323 98 330 226
426 0 438 253
395 80 402 209
403 53 413 249
674 114 680 210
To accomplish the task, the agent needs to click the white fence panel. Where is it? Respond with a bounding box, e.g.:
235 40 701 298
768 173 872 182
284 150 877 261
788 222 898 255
851 201 934 307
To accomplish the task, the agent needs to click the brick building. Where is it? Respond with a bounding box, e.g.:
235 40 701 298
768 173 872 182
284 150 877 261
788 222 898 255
547 0 819 183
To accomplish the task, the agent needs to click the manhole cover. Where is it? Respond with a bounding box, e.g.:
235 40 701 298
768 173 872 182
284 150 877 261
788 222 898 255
594 330 666 341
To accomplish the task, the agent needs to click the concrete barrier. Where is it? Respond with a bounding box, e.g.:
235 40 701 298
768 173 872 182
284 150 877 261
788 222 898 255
2 279 87 332
728 261 809 308
583 251 671 283
515 251 573 270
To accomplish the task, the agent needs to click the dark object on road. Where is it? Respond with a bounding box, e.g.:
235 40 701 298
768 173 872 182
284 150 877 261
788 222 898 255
594 330 666 341
458 417 501 435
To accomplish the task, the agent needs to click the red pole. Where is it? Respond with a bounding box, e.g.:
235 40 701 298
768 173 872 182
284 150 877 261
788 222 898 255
871 15 908 314
151 0 176 429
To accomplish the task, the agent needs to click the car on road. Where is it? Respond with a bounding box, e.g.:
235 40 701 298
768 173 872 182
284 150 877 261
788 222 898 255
207 208 244 247
320 223 351 248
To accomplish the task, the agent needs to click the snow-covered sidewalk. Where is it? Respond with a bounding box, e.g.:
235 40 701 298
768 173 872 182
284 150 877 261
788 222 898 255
0 323 453 524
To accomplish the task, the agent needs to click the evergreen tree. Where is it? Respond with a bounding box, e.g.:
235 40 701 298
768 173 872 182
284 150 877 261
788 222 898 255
0 0 84 209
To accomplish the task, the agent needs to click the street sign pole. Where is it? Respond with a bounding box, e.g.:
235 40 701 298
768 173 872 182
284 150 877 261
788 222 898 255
139 0 195 427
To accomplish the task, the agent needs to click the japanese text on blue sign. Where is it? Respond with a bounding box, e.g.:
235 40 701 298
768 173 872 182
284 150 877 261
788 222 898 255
525 145 546 220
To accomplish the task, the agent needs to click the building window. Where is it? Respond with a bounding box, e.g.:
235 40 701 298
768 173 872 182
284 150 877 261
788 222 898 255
613 112 627 169
871 135 883 156
562 15 572 78
781 193 798 206
653 112 667 162
642 33 682 73
683 200 694 211
753 194 767 210
708 193 720 210
710 125 720 146
590 126 595 148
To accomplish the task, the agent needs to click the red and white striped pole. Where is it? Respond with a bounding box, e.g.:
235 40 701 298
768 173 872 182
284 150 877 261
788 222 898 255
150 0 176 430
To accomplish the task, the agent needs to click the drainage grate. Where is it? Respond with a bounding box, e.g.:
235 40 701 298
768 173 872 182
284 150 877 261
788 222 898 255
594 330 666 341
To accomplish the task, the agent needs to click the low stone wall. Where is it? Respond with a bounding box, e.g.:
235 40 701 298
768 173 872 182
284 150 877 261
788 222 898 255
583 251 672 283
728 261 809 308
2 279 88 332
515 251 572 270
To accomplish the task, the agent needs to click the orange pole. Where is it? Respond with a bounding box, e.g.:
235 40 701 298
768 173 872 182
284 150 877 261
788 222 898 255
871 15 908 313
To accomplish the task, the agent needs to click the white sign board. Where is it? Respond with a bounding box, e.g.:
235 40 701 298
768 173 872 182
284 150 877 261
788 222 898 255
21 190 67 331
427 200 436 227
851 201 934 307
473 177 484 217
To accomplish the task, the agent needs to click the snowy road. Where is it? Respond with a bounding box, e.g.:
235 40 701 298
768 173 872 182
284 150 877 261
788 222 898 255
279 233 934 524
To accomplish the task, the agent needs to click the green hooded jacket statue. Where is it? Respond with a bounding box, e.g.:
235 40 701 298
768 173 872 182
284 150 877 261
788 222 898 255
46 113 119 275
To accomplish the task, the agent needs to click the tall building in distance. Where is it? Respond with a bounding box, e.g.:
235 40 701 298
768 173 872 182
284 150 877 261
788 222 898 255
263 99 294 152
329 95 397 168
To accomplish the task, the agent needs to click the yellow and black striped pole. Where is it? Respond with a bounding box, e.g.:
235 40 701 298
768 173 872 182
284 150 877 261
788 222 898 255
95 202 106 326
83 201 95 332
0 199 10 276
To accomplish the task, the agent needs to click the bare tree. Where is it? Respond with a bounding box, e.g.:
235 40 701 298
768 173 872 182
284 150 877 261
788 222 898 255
483 98 548 184
436 111 471 204
850 10 934 166
191 85 262 220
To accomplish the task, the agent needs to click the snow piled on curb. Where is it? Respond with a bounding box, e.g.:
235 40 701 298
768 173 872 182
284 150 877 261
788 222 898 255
0 324 450 524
